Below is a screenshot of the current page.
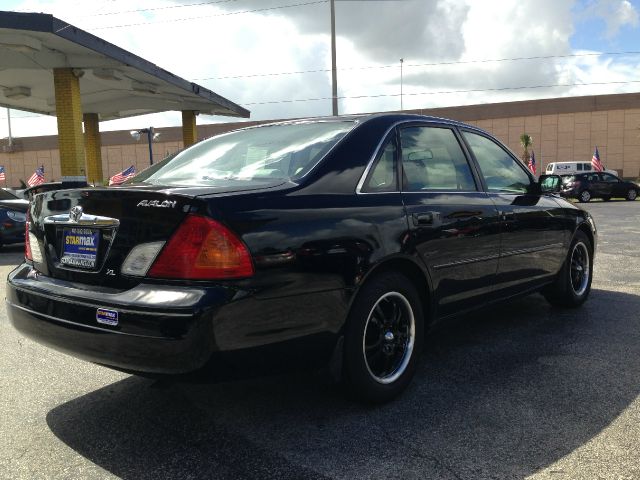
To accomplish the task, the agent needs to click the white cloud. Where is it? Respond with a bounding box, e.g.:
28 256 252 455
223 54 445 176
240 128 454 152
2 0 640 140
583 0 639 37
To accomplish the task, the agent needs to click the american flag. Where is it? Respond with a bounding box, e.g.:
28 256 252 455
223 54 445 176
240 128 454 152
591 146 603 172
528 150 536 175
27 166 45 187
109 165 136 185
0 166 5 182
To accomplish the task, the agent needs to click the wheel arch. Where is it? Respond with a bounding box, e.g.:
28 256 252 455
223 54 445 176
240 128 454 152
349 255 434 329
575 221 595 254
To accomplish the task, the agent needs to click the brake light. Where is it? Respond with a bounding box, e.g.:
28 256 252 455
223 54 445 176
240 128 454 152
148 214 254 280
24 211 32 261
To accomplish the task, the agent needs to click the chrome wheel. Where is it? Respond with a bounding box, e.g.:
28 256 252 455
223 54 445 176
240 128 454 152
362 291 415 384
579 190 591 203
570 241 590 296
627 189 637 201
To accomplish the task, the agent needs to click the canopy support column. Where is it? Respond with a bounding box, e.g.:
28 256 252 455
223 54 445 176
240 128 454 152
182 110 197 148
83 113 103 185
54 68 86 187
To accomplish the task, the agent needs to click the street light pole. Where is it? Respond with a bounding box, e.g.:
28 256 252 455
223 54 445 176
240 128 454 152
146 126 154 165
330 0 338 116
130 127 159 165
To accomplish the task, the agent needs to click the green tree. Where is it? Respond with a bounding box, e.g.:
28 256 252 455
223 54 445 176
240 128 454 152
520 133 533 164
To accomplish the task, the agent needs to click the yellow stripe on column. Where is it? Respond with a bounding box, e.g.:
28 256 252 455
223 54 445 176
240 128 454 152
54 68 86 183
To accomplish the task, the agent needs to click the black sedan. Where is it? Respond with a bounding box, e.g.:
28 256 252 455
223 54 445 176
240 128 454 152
0 188 28 249
7 114 596 402
560 171 640 202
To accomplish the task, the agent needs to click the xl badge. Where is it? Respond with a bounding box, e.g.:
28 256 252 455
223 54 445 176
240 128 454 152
96 308 118 326
69 206 83 222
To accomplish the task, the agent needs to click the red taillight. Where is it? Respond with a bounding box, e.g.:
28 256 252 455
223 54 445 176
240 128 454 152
148 214 254 280
24 210 32 261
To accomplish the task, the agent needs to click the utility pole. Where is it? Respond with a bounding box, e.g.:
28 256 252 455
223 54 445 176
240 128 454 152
6 108 13 148
330 0 338 116
400 58 404 111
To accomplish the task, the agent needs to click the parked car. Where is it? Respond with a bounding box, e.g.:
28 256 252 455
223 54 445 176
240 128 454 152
0 188 28 249
560 172 639 202
7 114 597 402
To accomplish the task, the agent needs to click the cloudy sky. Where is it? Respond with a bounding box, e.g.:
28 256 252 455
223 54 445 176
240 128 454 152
1 0 640 138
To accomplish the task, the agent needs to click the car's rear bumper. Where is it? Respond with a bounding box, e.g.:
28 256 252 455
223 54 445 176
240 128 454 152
6 263 343 375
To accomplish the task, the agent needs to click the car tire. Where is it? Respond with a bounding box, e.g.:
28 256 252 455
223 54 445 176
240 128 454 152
626 189 637 201
578 190 592 203
543 230 593 308
343 272 424 403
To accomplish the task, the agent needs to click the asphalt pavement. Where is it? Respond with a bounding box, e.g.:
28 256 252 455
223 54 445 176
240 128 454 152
1 199 640 479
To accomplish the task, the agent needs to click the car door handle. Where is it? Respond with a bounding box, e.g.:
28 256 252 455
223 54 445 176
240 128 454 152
412 212 435 226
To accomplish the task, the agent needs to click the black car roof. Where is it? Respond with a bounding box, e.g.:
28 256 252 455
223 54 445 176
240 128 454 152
229 112 488 137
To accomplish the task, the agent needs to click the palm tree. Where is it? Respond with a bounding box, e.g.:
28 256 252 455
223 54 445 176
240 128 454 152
520 133 533 164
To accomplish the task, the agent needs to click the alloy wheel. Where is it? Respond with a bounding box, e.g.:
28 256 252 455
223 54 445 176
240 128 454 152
362 291 415 384
570 241 590 296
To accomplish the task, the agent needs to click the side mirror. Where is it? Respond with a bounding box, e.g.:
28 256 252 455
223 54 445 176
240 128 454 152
539 174 562 194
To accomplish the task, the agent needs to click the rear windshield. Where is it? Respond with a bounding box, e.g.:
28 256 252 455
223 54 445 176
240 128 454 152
132 121 355 187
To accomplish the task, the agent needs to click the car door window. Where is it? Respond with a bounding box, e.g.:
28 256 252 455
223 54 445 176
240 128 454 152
462 131 532 194
362 135 398 192
399 126 476 191
601 173 619 183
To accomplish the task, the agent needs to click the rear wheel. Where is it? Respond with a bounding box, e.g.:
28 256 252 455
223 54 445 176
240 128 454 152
343 272 424 403
578 190 592 203
543 230 593 308
626 189 637 201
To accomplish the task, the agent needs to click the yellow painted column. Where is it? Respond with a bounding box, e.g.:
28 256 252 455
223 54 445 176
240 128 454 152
54 68 86 185
182 110 197 148
83 113 103 185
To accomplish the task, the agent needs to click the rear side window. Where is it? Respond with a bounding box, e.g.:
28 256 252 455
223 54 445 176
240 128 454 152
462 131 532 194
399 126 476 191
363 135 398 192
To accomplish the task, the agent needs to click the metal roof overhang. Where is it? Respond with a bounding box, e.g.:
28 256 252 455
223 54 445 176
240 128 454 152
0 11 250 120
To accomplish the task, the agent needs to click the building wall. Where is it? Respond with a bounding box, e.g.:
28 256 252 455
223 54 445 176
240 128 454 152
463 108 640 178
1 94 640 187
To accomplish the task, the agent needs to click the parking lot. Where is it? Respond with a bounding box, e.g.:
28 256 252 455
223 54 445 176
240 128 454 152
1 200 639 480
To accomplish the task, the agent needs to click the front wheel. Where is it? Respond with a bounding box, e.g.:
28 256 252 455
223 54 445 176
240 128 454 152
343 272 424 403
543 230 593 308
578 190 592 203
626 189 637 201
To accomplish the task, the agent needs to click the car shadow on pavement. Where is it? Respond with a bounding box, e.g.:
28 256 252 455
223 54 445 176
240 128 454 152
46 288 640 479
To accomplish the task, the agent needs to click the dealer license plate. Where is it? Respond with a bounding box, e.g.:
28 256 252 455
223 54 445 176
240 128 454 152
60 227 100 269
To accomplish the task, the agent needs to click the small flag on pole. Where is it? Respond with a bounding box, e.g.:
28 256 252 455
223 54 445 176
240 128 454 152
591 146 603 172
27 165 45 187
0 166 6 182
109 165 136 186
528 150 536 175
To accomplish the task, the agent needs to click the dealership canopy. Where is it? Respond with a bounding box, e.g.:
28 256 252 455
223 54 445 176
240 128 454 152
0 11 249 119
0 10 249 185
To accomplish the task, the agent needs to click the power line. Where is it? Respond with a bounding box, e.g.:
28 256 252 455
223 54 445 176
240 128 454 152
92 0 328 29
194 50 640 81
81 0 242 17
241 79 640 106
